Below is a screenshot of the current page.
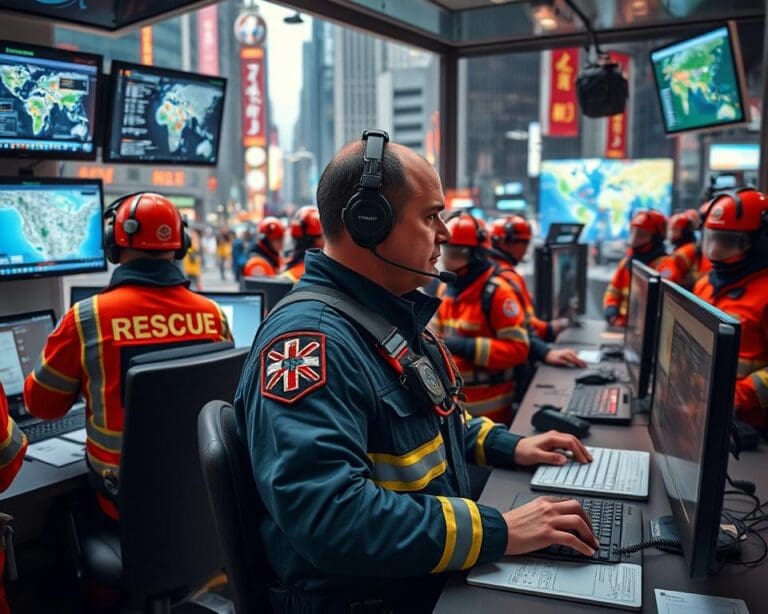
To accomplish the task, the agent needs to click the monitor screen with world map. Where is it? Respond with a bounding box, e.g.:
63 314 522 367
650 24 749 135
104 61 227 166
0 178 106 281
0 41 101 160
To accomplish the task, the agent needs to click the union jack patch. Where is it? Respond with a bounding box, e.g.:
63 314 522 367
260 332 326 404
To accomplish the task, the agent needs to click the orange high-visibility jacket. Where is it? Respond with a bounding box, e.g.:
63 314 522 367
669 242 700 289
694 268 768 429
243 254 280 277
280 260 305 284
432 267 529 424
489 255 552 340
24 283 231 510
604 254 678 326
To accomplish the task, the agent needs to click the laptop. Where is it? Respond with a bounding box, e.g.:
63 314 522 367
530 445 650 500
565 261 662 423
0 310 85 443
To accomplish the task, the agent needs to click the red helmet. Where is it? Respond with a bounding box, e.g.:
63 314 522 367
490 215 532 245
630 209 667 239
446 213 490 248
669 211 696 235
290 206 322 240
704 189 768 233
258 216 286 241
111 192 184 251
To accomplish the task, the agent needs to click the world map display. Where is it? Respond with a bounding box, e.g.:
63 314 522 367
153 84 222 160
651 26 745 133
539 159 673 242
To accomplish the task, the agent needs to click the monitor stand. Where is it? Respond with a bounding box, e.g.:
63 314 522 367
649 515 742 560
632 397 651 414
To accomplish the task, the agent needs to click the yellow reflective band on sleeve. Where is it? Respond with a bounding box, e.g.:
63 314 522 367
432 496 457 573
750 370 768 409
738 358 768 380
461 501 483 569
496 326 529 344
369 434 448 491
0 419 25 468
474 338 490 367
474 418 496 467
31 357 80 395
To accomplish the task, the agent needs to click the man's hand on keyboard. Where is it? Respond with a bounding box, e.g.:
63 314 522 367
514 431 592 466
502 496 598 557
544 348 587 368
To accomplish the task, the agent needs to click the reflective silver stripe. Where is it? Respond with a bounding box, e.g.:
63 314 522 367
445 498 481 570
75 298 107 428
32 356 80 394
738 358 768 379
370 440 447 488
751 371 768 408
86 419 122 453
496 326 529 343
87 451 117 478
474 339 490 367
463 391 516 416
0 420 24 468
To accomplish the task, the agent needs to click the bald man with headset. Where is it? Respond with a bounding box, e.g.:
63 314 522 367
24 192 231 521
235 131 596 613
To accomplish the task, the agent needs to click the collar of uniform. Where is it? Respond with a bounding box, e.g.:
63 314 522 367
107 259 191 290
299 250 441 345
445 259 492 297
490 248 518 267
709 255 768 295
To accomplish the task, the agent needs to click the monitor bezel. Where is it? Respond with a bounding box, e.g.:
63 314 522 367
69 285 104 307
624 260 661 400
649 280 740 578
534 243 587 322
0 177 107 282
103 60 228 167
649 23 750 136
0 40 102 161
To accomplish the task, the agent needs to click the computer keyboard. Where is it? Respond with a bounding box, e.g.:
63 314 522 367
567 386 620 416
20 406 86 444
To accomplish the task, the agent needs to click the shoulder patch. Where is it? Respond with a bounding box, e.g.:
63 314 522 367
260 332 326 404
502 297 520 318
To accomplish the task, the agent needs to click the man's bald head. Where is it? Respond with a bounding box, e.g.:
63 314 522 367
316 139 417 242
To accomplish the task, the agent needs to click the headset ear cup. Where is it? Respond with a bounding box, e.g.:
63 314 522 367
175 217 191 260
342 191 394 248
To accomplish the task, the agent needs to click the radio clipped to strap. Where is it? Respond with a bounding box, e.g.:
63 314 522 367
271 285 462 416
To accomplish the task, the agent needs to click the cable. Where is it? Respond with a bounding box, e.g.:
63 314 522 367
616 537 681 555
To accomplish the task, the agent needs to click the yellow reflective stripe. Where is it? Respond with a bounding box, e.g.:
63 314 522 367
75 297 107 428
750 370 768 408
368 433 442 466
31 358 80 394
738 358 768 379
463 391 516 416
440 319 481 332
87 452 117 479
280 270 299 283
461 501 483 569
474 338 490 367
370 434 448 491
432 496 457 573
496 326 529 343
0 419 25 468
474 418 495 467
605 284 621 298
372 461 448 492
86 419 122 453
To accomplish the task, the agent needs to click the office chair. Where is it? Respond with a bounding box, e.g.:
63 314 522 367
78 345 249 613
198 401 274 613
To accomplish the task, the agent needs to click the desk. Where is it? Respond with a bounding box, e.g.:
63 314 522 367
435 319 767 612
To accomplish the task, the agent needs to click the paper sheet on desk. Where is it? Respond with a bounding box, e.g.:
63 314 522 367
577 349 603 364
26 438 85 467
59 428 87 445
467 557 642 610
655 589 749 614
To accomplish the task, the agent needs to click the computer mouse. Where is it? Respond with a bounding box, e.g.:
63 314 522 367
574 369 617 385
531 406 591 439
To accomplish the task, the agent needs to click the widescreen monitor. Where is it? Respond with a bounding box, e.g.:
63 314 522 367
104 61 226 166
623 261 661 400
649 281 739 578
0 178 106 281
538 158 673 242
533 243 587 322
708 143 759 171
0 310 56 417
650 24 749 135
0 41 101 159
69 285 102 307
200 292 263 349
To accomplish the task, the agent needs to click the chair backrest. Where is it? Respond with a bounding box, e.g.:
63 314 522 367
119 347 249 595
198 401 273 613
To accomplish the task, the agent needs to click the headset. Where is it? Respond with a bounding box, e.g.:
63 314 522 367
103 192 190 264
445 210 488 248
713 188 768 247
341 129 394 249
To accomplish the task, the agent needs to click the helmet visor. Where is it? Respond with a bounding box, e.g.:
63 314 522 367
702 228 750 261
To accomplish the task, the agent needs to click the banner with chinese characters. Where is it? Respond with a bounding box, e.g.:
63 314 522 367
546 48 579 137
604 52 630 159
197 5 219 76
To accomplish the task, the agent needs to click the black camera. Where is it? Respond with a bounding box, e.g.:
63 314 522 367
402 356 448 407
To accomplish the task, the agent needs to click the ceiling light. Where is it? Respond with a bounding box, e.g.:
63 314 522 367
532 4 559 31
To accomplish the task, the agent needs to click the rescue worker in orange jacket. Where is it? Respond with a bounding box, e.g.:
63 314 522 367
24 192 231 519
489 215 569 341
243 216 285 277
603 209 679 326
693 189 768 430
280 206 324 284
668 210 701 289
0 382 28 614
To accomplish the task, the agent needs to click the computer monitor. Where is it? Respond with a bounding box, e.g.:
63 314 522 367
200 292 263 349
0 40 101 160
0 310 56 418
708 143 759 172
241 277 293 313
0 178 106 281
650 24 749 135
104 61 227 166
69 285 102 307
544 222 584 245
624 261 662 400
649 280 740 578
533 243 587 322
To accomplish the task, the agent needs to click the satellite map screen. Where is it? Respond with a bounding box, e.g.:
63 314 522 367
105 61 226 165
650 25 748 134
0 179 106 281
0 41 101 159
538 158 673 242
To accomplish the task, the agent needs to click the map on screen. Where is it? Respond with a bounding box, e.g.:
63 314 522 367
651 26 746 134
538 158 673 242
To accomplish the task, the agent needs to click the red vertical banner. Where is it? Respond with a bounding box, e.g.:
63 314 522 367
140 27 153 66
605 52 631 159
241 47 266 147
547 48 579 137
197 5 220 76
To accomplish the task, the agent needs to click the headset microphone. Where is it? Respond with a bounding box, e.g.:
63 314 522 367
370 248 457 283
